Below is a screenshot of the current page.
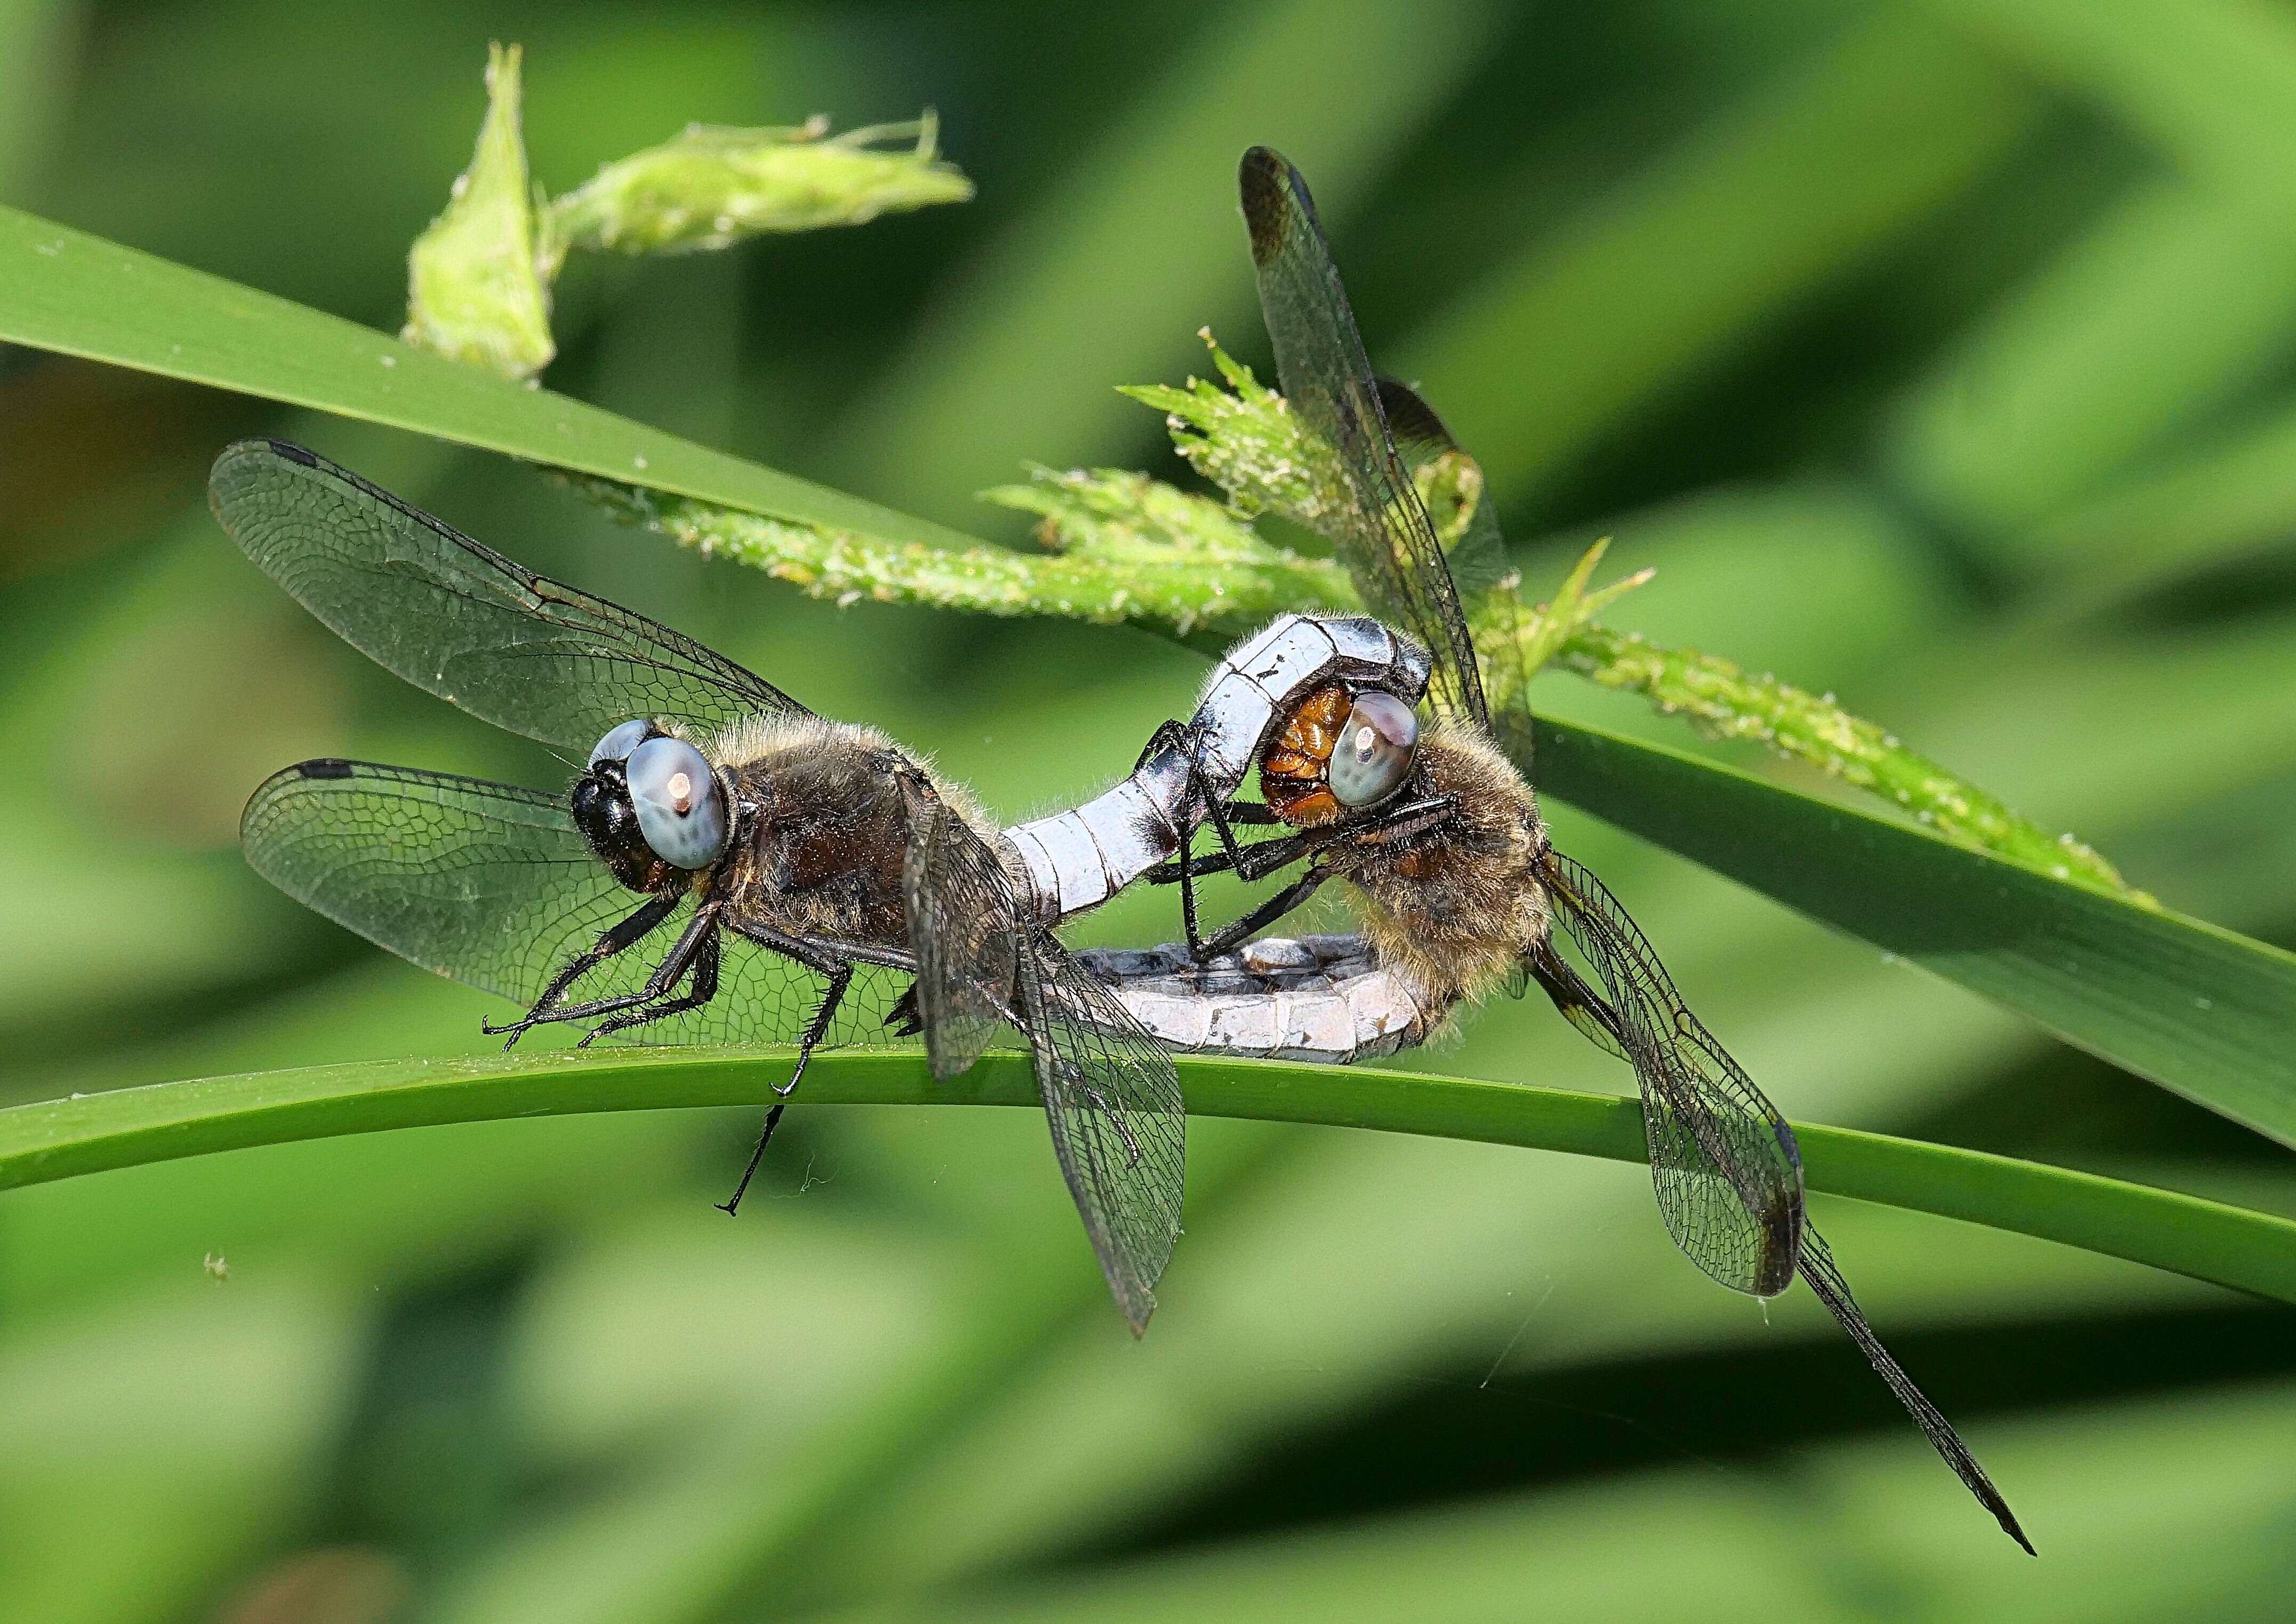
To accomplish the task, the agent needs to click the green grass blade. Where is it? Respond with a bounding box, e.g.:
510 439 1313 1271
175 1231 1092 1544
2 1048 2291 1305
0 203 977 548
1538 715 2296 1146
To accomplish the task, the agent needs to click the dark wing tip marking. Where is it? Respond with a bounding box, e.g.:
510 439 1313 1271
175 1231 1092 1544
210 436 311 482
1238 146 1295 266
242 757 360 847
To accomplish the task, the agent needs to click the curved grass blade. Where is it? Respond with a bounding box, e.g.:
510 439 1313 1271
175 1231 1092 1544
0 204 977 548
1536 715 2296 1147
1 1049 2292 1307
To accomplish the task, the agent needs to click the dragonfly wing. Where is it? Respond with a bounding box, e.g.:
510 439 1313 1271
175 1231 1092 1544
899 774 1023 1081
1238 147 1487 728
1800 1225 2032 1551
212 439 807 754
243 758 907 1047
1538 847 1804 1298
1372 376 1538 772
1021 932 1187 1334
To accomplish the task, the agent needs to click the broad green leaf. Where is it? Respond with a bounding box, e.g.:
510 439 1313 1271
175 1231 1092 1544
3 1048 2291 1305
1924 0 2296 186
1538 716 2296 1145
0 204 976 548
1887 0 2296 546
1880 184 2296 541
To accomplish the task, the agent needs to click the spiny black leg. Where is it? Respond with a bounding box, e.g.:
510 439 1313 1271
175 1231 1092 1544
717 960 852 1216
1147 722 1222 960
1140 717 1275 959
579 929 722 1046
1131 718 1188 777
1149 828 1314 885
1149 796 1450 888
1229 828 1330 883
1350 794 1454 849
486 891 684 1045
718 1103 787 1215
1222 801 1284 827
494 905 717 1044
1196 867 1331 959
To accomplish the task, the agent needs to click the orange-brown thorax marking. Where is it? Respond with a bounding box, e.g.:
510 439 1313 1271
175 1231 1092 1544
1258 682 1352 827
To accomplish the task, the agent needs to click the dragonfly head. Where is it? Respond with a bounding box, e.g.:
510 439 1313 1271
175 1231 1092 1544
1259 683 1421 827
574 721 731 890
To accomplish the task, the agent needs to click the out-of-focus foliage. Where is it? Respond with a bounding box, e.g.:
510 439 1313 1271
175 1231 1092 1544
3 4 2295 1621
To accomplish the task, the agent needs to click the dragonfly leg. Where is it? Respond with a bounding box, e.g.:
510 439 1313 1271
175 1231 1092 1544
1191 866 1332 960
1149 828 1314 885
1153 794 1452 958
485 892 694 1046
1149 719 1279 959
715 933 855 1216
577 929 723 1047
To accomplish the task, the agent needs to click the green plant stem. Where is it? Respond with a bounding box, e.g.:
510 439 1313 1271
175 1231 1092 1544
401 42 555 378
3 1050 2290 1304
608 460 2134 895
1557 623 2138 897
583 474 1345 641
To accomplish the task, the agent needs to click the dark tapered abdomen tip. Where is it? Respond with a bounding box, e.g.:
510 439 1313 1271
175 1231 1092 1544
1238 146 1293 266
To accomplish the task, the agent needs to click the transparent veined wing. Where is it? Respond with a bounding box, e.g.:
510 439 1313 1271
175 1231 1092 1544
211 440 806 754
1535 847 1804 1298
1020 931 1187 1335
1238 146 1487 728
1799 1225 2033 1551
898 771 1023 1081
241 759 910 1047
1372 377 1537 772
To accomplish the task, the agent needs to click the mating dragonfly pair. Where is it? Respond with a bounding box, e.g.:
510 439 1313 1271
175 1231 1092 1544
223 149 2026 1549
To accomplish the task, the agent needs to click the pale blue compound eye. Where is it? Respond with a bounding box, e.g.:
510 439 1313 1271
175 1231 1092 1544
627 737 729 869
588 718 655 769
1328 690 1419 809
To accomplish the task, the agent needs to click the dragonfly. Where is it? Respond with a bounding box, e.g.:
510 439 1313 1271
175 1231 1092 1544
216 439 1182 1333
1079 147 2030 1548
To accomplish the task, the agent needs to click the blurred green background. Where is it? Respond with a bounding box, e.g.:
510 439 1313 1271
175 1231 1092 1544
6 1 2296 1619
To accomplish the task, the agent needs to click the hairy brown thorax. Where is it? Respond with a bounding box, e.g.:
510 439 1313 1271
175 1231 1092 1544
701 715 989 950
1329 723 1548 1008
1258 681 1352 826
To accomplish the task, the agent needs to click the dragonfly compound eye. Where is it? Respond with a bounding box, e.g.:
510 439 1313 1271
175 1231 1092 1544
1328 690 1419 809
588 718 657 769
627 737 729 868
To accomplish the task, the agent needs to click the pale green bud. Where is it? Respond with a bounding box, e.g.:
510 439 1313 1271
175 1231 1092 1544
402 43 555 380
545 112 974 263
